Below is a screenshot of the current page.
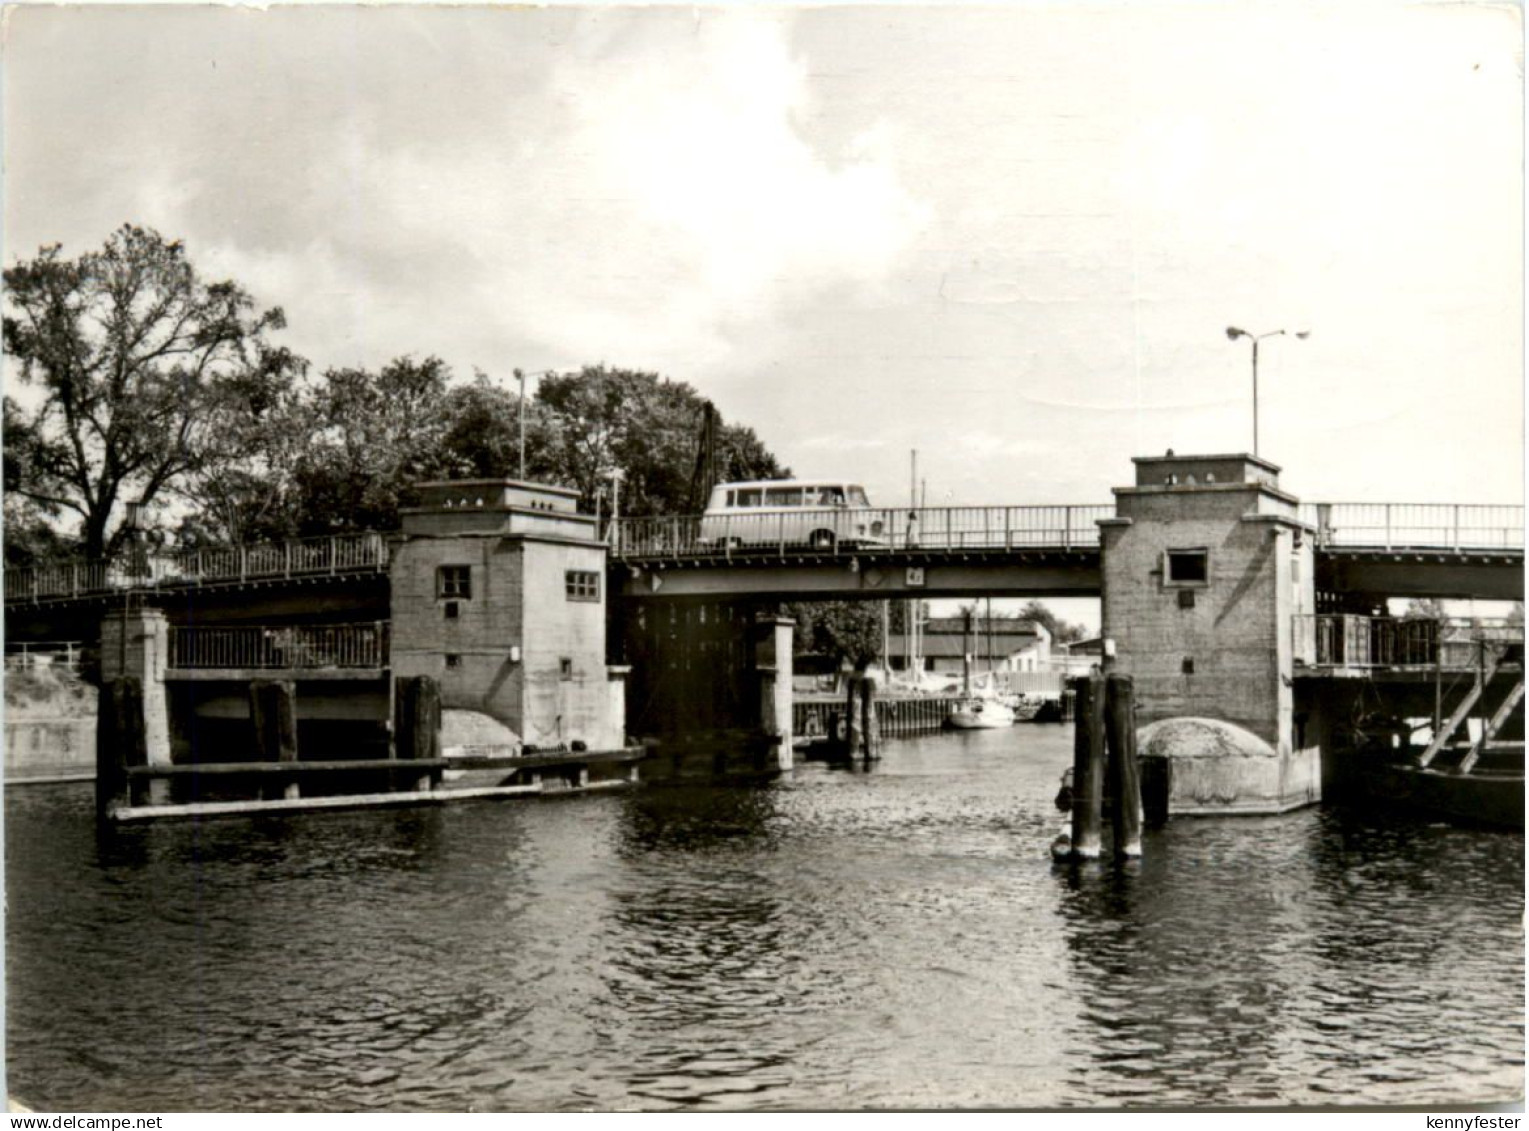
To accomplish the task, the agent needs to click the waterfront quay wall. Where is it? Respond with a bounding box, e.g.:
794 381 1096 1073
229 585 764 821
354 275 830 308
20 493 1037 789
5 663 96 782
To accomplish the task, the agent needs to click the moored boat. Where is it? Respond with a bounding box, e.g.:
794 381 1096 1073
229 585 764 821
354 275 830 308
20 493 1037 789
947 696 1016 729
1347 743 1524 829
1008 694 1044 722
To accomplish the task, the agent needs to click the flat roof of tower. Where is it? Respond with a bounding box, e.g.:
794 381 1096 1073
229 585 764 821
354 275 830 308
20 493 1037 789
1130 452 1282 473
414 478 581 498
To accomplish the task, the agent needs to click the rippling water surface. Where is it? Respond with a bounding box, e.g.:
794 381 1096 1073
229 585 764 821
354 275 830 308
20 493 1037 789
6 726 1523 1110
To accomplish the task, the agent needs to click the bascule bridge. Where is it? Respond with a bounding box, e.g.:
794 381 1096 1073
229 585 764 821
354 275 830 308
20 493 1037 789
7 451 1522 820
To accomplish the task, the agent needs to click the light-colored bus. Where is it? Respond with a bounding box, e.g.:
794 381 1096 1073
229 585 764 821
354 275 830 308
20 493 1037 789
698 480 888 551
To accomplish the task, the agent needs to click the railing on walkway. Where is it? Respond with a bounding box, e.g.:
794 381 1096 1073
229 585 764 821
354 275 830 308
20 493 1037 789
5 640 85 674
5 533 389 604
1301 503 1523 551
611 505 1115 559
168 621 390 671
613 501 1523 560
1293 614 1523 670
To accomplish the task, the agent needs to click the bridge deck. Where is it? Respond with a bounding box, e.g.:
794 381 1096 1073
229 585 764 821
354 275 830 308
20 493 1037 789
4 503 1520 608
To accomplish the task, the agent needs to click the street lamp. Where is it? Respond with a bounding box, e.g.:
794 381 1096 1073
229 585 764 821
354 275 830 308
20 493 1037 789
601 467 627 553
513 369 561 481
118 499 144 678
1226 326 1310 457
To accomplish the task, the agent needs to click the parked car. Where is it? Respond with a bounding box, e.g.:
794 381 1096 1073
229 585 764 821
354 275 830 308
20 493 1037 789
698 480 889 551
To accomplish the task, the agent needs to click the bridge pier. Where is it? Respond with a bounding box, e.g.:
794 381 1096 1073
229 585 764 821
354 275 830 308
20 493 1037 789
614 600 795 776
755 614 795 772
99 608 172 803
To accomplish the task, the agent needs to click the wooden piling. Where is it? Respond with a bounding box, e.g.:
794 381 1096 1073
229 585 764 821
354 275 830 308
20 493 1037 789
249 680 271 789
1070 673 1105 859
273 682 299 798
394 676 442 791
1141 755 1171 827
845 675 863 755
96 677 144 818
1105 674 1143 858
859 676 881 759
251 680 300 799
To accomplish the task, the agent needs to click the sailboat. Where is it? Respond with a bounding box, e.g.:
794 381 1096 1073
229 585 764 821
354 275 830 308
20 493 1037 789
947 607 1015 729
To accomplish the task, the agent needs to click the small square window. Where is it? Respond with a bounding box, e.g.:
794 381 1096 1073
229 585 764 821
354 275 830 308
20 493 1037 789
559 657 573 680
1165 549 1208 585
445 654 461 669
438 565 472 600
565 570 600 602
444 601 460 620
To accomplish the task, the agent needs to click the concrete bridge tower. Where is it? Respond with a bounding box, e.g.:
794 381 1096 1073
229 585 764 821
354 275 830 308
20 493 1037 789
389 480 627 753
1100 453 1320 814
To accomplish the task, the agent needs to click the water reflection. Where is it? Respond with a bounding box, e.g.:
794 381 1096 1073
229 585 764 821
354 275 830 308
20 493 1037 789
617 782 782 858
1051 819 1315 1105
602 784 799 1107
1051 810 1523 1107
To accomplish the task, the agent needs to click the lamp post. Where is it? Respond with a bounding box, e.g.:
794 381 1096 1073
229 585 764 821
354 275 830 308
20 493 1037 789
514 369 560 481
118 500 144 678
607 468 626 553
1225 326 1309 457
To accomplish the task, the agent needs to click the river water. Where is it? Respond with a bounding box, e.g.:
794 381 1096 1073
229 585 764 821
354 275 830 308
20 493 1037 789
6 725 1523 1111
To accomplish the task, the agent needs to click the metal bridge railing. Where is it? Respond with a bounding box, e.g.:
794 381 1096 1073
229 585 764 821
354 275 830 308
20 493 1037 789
1300 503 1523 551
610 505 1116 559
4 533 389 604
168 621 390 671
613 501 1523 559
5 640 85 674
1293 614 1523 669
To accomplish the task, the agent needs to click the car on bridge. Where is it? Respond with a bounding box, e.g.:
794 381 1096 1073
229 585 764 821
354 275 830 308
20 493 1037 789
698 480 891 552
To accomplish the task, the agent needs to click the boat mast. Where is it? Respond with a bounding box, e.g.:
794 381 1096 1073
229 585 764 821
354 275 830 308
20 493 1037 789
986 597 994 686
963 605 973 697
907 449 917 682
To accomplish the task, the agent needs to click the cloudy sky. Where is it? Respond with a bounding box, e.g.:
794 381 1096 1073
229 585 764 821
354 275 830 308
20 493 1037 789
5 3 1523 521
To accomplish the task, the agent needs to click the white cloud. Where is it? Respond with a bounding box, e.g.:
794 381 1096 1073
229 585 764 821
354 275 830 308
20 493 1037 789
5 5 1518 512
258 9 933 374
532 11 929 355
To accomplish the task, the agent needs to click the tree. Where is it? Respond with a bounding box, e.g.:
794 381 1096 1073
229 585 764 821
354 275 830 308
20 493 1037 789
1403 598 1448 621
2 471 71 566
535 366 788 516
3 398 66 565
172 347 314 545
3 225 298 557
290 356 455 533
438 373 520 481
1019 599 1089 644
786 600 884 670
437 371 566 484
